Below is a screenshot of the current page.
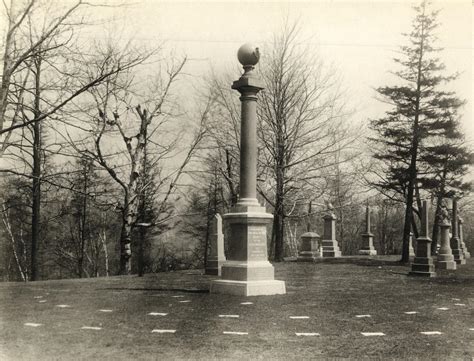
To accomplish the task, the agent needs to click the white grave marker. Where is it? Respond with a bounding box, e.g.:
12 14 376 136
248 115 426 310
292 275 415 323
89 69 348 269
219 315 239 318
289 316 309 319
295 332 320 336
152 329 176 334
420 331 442 335
56 305 71 308
179 300 191 303
223 331 248 335
99 309 113 312
355 315 371 318
24 323 42 327
38 300 47 303
454 303 466 306
436 307 449 310
240 302 253 305
361 332 385 336
172 296 184 298
148 312 168 316
81 326 102 330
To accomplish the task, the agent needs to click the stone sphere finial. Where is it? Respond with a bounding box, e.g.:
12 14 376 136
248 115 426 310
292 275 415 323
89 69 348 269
237 43 260 67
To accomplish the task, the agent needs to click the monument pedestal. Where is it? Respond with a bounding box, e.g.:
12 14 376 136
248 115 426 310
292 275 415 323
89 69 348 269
436 223 456 270
409 236 436 277
297 232 321 262
450 199 466 265
359 233 377 256
450 239 466 265
205 214 226 276
321 212 341 258
458 218 471 259
210 200 286 296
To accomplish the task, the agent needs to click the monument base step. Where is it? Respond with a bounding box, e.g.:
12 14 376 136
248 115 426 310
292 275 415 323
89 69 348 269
322 250 342 258
210 279 286 296
454 258 466 265
297 256 319 262
408 270 436 277
409 259 436 277
436 261 456 270
205 267 219 276
359 249 377 256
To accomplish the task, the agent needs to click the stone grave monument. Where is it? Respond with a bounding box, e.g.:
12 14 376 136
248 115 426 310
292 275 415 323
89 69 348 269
210 44 286 296
436 208 456 270
359 205 377 256
409 200 436 277
321 204 342 258
297 232 322 261
450 199 466 265
205 214 226 276
408 232 415 258
458 217 471 259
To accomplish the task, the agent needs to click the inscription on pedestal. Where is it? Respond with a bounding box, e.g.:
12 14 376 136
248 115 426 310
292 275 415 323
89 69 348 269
247 225 267 260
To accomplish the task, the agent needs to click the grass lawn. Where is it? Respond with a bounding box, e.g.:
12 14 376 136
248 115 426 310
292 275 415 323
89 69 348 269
0 256 473 360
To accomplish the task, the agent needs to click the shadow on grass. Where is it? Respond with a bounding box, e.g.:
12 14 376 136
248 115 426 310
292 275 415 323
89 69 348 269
288 256 406 268
98 287 210 293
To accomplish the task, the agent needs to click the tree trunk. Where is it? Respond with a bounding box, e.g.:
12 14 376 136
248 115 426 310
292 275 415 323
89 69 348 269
30 57 42 281
119 201 133 275
78 167 88 278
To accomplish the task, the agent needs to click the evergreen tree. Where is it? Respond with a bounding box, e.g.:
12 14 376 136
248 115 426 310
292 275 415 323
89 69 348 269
369 0 466 262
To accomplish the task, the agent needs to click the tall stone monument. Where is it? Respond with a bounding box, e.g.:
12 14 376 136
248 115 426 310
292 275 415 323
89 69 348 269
205 214 226 276
408 232 415 258
297 232 322 262
450 199 466 265
458 217 471 259
436 209 456 270
409 200 436 277
359 205 377 256
210 44 286 296
321 204 342 258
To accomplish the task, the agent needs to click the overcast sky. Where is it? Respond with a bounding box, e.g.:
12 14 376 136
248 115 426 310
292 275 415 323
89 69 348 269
95 0 473 140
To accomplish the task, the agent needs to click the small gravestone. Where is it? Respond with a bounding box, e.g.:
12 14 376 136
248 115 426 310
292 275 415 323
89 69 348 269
450 199 466 265
321 204 341 258
458 217 471 259
408 232 415 258
359 206 377 256
205 214 226 275
297 232 321 261
409 200 436 277
436 209 456 270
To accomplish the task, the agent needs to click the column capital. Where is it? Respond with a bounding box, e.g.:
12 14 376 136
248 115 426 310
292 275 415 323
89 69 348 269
232 75 265 94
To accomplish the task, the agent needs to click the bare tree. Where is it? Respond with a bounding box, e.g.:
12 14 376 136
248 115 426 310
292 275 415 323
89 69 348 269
64 50 209 275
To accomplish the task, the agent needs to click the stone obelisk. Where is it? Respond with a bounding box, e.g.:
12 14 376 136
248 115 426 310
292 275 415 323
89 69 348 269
210 44 286 296
450 199 466 265
409 200 436 277
359 205 377 256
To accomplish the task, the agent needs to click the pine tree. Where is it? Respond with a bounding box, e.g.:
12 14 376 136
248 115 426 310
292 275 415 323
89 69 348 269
369 0 466 262
421 128 472 253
